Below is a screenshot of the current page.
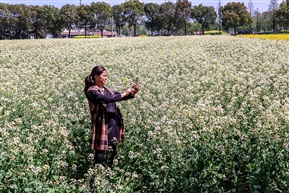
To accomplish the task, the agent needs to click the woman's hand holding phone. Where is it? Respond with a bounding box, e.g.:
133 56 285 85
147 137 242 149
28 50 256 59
131 77 140 95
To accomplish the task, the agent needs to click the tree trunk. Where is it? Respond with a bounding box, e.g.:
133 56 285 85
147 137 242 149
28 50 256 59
101 29 103 38
184 21 187 35
201 25 204 35
167 27 170 35
116 24 119 36
133 24 137 36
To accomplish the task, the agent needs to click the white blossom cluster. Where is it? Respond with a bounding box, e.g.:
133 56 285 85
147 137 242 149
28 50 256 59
1 36 289 191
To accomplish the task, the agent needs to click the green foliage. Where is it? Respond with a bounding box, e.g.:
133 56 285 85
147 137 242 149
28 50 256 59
175 0 192 35
280 30 289 33
144 3 163 34
220 2 253 34
112 4 126 36
90 2 112 37
122 0 145 36
159 2 175 35
276 0 289 32
191 4 217 33
77 4 93 36
59 4 79 35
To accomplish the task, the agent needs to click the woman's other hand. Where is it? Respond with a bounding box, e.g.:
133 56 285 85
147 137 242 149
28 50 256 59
121 88 134 98
132 83 140 96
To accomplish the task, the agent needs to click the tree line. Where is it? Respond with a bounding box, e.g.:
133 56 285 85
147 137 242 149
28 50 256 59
0 0 288 39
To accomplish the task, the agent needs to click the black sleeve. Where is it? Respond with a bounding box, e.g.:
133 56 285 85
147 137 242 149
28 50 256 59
86 90 122 104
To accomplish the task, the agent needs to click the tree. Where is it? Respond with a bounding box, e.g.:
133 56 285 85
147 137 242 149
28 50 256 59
5 4 19 39
91 2 111 38
217 0 222 33
60 4 79 38
8 4 32 39
28 5 62 38
255 9 260 33
0 3 10 39
123 0 144 36
144 3 162 35
247 0 253 31
30 5 47 38
260 11 272 32
112 4 126 36
42 5 62 38
268 0 278 33
220 2 252 34
77 4 93 38
175 0 192 35
276 0 289 32
160 2 175 35
191 4 217 34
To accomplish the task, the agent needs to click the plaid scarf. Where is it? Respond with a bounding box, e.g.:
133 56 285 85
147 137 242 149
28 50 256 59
86 85 125 151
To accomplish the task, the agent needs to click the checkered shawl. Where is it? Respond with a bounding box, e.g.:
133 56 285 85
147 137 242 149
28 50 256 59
86 85 125 151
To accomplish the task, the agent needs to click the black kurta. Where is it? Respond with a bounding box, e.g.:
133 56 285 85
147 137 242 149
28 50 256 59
86 85 134 150
103 88 121 144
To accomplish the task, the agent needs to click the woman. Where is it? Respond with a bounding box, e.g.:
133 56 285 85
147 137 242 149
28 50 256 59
84 66 139 167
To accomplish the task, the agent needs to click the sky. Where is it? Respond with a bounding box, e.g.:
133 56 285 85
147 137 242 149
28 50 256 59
1 0 284 12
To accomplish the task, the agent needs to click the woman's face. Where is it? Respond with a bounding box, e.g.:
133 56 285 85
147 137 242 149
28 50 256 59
94 70 107 87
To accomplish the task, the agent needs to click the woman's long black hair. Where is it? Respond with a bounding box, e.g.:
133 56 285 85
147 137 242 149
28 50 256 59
84 66 106 94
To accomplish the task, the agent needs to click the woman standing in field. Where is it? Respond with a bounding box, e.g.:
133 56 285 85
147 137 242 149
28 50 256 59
84 66 140 167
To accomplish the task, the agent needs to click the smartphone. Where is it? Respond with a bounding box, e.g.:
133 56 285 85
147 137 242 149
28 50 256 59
136 77 139 83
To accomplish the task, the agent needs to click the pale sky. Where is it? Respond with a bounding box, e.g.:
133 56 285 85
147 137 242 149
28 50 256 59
2 0 283 12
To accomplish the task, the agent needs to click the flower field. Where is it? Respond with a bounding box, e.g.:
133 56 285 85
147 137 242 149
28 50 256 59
1 36 289 192
238 34 289 41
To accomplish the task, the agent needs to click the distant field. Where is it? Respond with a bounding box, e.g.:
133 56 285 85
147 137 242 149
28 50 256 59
238 33 289 41
1 36 289 192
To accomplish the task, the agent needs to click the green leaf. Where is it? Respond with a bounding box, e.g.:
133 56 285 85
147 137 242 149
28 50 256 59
24 188 33 192
52 175 59 181
6 170 13 178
